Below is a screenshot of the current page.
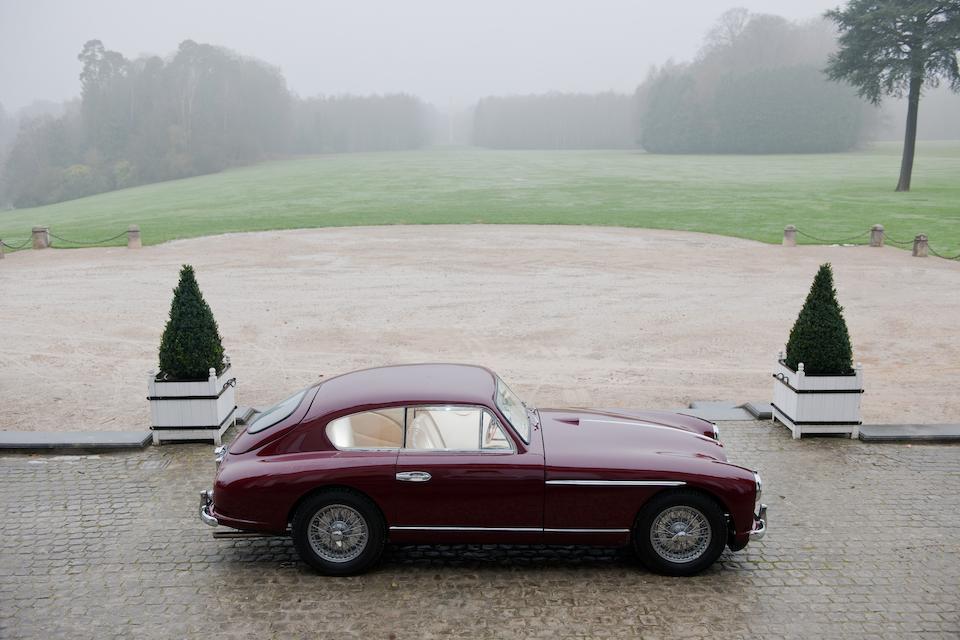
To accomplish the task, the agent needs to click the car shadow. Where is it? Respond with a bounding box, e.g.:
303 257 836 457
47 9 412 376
212 538 737 576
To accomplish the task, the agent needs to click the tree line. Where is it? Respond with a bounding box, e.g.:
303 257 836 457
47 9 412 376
2 2 957 206
635 10 871 154
1 40 433 208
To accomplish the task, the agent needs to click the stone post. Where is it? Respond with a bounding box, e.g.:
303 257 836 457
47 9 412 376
870 224 884 247
783 225 797 247
0 240 4 260
127 225 141 249
32 226 50 250
912 234 928 257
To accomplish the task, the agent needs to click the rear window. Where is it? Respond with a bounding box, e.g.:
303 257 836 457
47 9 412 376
247 388 309 434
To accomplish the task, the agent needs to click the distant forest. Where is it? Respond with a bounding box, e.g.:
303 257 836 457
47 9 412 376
636 9 871 154
0 40 434 208
0 9 957 208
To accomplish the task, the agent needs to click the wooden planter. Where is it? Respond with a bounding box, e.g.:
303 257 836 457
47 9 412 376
148 366 237 445
771 358 863 439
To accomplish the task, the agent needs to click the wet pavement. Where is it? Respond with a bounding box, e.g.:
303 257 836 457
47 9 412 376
1 421 958 639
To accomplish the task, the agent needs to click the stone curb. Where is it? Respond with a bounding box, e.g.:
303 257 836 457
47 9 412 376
858 424 960 443
0 431 152 450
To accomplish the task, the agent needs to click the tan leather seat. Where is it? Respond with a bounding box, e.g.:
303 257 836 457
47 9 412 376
351 410 403 447
408 412 445 449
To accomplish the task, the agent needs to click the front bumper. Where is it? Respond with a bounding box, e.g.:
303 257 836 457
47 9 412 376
199 489 218 527
750 504 767 540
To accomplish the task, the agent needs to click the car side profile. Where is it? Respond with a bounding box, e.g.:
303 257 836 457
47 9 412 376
200 363 766 576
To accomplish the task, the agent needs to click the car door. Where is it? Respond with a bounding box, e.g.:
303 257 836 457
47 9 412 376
391 404 544 536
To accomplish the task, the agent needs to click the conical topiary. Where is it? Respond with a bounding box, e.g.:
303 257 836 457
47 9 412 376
158 264 226 380
783 263 853 375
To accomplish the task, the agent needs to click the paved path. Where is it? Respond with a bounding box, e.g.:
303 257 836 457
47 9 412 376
1 421 958 639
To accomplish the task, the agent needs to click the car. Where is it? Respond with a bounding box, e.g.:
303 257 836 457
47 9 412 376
199 363 766 576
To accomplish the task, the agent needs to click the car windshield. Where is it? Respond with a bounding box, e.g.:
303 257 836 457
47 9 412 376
247 387 309 434
495 377 531 443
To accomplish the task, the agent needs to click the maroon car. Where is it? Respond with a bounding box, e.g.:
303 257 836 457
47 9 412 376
200 364 766 576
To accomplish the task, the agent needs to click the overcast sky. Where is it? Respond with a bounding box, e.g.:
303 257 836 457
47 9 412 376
0 0 841 112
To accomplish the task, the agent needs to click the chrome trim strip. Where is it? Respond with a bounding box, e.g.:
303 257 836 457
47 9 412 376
543 528 631 534
390 526 540 532
546 480 686 487
389 526 630 533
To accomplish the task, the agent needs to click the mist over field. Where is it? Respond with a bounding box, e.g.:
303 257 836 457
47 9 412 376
0 0 958 210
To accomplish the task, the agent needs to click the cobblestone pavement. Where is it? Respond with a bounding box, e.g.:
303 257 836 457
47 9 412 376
1 421 958 639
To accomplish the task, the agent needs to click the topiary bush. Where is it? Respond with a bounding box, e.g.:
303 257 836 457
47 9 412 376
783 263 853 375
158 264 226 380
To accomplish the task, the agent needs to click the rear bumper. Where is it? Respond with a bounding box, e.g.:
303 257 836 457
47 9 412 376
199 489 218 527
750 504 767 540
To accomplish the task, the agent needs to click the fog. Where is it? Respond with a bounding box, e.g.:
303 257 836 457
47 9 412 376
3 0 958 209
1 0 840 111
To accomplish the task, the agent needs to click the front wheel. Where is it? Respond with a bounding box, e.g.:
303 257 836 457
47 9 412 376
633 490 726 576
292 489 385 576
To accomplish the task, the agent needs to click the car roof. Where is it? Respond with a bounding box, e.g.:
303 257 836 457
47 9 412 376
306 363 499 420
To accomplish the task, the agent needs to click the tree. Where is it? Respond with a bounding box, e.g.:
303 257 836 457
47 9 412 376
158 265 226 380
700 7 750 56
784 264 854 375
825 1 960 191
635 13 870 154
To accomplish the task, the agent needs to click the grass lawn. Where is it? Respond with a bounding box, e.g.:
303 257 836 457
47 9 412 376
1 141 958 256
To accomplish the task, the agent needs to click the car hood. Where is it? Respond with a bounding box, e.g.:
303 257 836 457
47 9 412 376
538 408 727 472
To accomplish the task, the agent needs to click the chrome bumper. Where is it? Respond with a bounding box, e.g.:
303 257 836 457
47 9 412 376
199 489 218 527
750 504 767 540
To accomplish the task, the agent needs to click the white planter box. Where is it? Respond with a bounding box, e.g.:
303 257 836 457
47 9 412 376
148 366 237 445
771 359 863 439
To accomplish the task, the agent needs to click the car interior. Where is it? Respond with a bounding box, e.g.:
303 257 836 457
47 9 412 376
325 405 512 451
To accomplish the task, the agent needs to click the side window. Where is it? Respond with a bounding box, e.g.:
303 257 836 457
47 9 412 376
405 405 512 451
481 416 512 450
326 407 404 449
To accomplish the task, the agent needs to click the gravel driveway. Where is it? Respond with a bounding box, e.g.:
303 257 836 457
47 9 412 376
1 225 958 429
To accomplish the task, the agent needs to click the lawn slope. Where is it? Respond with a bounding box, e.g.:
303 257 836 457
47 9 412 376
1 142 958 255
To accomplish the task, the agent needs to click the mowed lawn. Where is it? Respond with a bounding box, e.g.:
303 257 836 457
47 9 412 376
1 141 958 255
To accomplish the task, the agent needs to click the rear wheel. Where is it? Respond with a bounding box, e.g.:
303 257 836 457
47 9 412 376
633 490 726 576
292 489 385 576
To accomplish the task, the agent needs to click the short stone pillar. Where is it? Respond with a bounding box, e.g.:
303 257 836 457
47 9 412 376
912 234 928 257
0 240 5 260
127 225 142 249
870 224 884 247
32 226 50 250
783 225 797 247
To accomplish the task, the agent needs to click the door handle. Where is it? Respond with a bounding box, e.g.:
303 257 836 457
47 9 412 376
396 471 432 482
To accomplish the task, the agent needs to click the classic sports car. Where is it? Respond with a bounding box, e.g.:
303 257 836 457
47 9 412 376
200 364 766 576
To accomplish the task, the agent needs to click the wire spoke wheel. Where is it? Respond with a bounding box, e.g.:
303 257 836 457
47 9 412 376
649 505 712 564
307 503 369 563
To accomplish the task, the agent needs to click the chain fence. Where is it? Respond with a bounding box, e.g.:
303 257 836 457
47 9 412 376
48 231 129 247
794 227 959 260
882 233 914 247
794 228 871 245
0 237 32 250
928 245 960 261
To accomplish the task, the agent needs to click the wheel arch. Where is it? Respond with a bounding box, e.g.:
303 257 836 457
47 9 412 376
634 485 737 544
286 483 388 531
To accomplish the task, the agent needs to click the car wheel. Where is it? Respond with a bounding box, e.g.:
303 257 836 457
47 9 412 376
292 489 385 576
633 490 726 576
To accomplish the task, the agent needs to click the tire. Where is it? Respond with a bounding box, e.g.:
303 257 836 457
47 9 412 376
633 489 726 576
292 489 385 576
